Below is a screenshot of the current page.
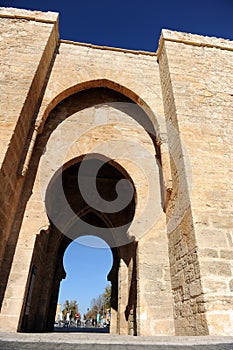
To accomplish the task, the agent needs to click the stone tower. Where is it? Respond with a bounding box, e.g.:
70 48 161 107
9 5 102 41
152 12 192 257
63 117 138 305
0 7 232 335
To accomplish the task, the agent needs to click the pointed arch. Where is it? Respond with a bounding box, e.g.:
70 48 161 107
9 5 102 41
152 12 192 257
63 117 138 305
39 79 160 137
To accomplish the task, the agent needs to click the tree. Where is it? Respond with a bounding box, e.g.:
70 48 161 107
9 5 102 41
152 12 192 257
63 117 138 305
86 284 112 320
62 300 79 320
102 284 111 310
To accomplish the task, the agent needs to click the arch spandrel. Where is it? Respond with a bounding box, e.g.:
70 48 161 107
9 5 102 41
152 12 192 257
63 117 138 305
39 79 166 139
37 42 167 139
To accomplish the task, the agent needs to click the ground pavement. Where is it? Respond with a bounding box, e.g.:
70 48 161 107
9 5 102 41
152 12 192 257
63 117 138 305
0 332 233 350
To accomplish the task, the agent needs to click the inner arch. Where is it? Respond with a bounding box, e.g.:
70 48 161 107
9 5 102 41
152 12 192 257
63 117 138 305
45 155 136 247
22 155 138 333
58 235 113 320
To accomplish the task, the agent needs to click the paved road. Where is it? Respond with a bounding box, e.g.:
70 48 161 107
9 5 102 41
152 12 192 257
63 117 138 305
0 333 233 350
54 326 109 333
1 342 233 350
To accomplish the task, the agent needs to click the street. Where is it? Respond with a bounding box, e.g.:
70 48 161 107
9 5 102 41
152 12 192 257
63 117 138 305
54 326 109 333
0 333 233 350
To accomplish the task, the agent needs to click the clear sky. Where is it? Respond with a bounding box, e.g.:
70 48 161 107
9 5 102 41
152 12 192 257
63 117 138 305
59 236 113 317
2 0 233 318
1 0 233 51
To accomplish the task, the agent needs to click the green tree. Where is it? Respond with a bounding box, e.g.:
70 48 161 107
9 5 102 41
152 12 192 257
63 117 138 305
102 284 111 310
62 300 79 320
86 284 112 320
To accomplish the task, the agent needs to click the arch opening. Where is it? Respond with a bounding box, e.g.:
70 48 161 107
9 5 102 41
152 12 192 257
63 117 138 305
56 235 113 331
17 83 164 336
0 76 171 336
20 156 138 335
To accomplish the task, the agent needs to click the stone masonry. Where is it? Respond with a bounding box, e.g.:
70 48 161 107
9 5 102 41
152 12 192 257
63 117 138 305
0 7 232 336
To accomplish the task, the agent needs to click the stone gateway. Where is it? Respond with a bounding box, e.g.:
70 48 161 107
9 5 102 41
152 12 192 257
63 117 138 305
0 7 232 336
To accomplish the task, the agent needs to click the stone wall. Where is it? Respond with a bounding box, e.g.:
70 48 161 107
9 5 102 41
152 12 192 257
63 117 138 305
0 8 59 310
158 29 233 335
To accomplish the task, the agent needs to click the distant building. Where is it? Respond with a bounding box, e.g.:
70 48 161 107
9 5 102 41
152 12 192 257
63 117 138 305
55 304 62 323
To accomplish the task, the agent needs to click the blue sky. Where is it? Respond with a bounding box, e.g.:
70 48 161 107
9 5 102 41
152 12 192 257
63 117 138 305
2 0 233 317
1 0 233 51
60 237 112 317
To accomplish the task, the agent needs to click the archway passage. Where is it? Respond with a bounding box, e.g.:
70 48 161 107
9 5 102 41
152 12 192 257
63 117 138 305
20 156 137 335
56 235 113 332
1 83 173 336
